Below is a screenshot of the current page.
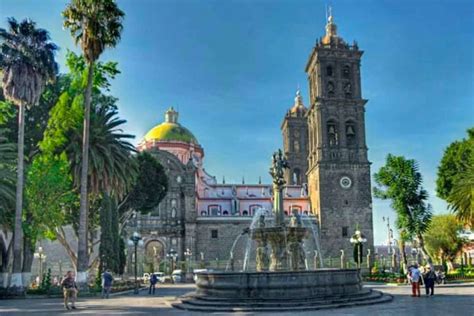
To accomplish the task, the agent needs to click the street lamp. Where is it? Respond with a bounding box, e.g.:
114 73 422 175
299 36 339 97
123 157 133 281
128 231 143 294
166 249 178 275
184 248 192 273
350 229 367 269
34 246 47 283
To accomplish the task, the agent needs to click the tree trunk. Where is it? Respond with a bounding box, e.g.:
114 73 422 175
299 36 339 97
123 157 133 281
398 239 408 273
21 237 34 287
417 234 433 267
55 227 77 271
0 234 12 288
0 233 10 273
76 61 94 289
10 101 26 289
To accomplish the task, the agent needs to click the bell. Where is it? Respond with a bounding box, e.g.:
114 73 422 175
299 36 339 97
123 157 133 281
347 125 355 135
328 125 335 134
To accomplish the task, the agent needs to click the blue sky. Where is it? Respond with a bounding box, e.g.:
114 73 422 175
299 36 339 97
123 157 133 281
1 0 473 244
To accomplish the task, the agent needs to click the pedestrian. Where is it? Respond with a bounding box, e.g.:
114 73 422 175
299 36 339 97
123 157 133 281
61 271 78 310
408 264 421 297
423 265 436 296
149 273 158 295
101 269 114 299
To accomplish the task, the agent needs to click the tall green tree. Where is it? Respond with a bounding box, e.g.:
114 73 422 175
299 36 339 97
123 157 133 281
423 214 466 272
118 151 168 232
0 18 57 288
447 163 474 226
374 154 433 266
40 52 136 273
63 0 125 286
436 128 474 225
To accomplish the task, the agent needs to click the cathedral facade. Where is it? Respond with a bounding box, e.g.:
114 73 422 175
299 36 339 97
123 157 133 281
126 13 373 271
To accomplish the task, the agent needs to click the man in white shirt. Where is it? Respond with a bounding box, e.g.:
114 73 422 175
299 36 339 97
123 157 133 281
409 264 422 297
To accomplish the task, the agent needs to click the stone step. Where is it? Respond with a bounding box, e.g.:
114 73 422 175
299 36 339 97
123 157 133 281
184 288 373 303
172 292 393 312
181 290 382 308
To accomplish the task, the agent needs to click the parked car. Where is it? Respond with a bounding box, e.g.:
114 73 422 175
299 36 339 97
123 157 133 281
171 270 184 283
142 273 150 282
153 272 165 283
192 269 208 282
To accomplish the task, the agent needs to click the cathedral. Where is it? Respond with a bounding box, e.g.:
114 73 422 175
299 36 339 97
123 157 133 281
126 12 374 271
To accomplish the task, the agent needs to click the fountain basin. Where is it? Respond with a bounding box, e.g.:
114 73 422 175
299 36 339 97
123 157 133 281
173 269 393 312
194 269 361 299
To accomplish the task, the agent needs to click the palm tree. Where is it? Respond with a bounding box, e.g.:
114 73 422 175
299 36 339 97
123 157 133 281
0 128 15 218
63 0 124 286
0 18 57 288
64 100 137 200
447 160 474 226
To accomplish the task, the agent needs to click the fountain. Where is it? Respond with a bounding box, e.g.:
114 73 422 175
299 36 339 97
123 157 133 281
173 150 392 312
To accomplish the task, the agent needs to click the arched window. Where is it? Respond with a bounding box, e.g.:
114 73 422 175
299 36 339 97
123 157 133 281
293 139 300 153
327 120 339 146
222 210 229 216
346 122 356 147
344 82 352 98
208 205 220 216
342 65 351 78
249 205 262 216
303 211 309 215
292 169 301 185
200 210 207 216
326 65 333 76
284 211 289 216
242 210 249 216
327 82 335 97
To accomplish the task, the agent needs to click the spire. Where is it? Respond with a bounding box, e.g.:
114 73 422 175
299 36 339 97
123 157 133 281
222 176 226 184
165 107 179 124
325 6 337 37
322 6 345 46
258 176 262 184
290 88 306 114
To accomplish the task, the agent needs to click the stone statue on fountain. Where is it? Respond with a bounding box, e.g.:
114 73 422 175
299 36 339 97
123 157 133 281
269 149 289 226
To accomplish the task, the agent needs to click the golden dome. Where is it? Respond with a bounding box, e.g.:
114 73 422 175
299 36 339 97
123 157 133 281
143 107 198 144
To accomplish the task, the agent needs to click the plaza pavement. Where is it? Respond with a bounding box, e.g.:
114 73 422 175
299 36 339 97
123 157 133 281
0 283 473 315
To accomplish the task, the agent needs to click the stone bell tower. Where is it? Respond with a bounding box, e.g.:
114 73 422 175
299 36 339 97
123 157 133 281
281 90 309 185
305 10 374 258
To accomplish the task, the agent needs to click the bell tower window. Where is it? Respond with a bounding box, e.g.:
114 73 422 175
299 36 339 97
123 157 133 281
342 65 351 78
344 82 352 98
327 82 335 97
327 121 339 146
346 122 356 146
292 168 301 185
326 65 333 76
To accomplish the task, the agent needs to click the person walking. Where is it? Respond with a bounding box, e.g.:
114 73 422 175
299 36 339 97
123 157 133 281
101 269 114 299
408 264 421 297
423 265 436 296
61 271 78 310
149 273 158 295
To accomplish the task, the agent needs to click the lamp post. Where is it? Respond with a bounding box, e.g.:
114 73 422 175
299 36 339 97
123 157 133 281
34 246 47 283
166 249 178 275
184 248 192 272
128 231 143 294
350 229 367 269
